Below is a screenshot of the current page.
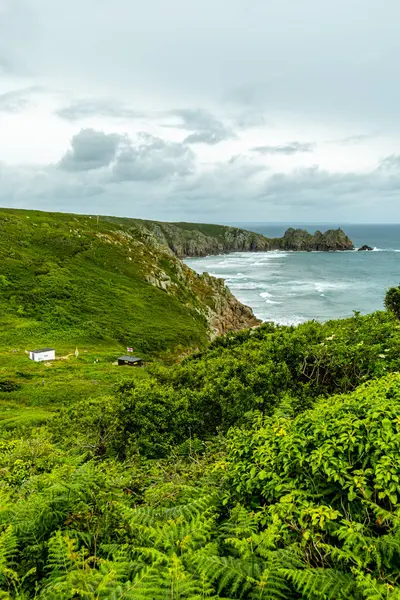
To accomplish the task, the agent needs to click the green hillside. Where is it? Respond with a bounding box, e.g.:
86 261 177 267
0 208 260 429
1 207 399 599
0 208 260 357
2 298 400 597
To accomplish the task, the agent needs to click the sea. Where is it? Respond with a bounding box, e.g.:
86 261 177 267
184 224 400 326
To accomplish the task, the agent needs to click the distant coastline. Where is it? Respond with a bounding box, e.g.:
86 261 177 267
185 224 400 327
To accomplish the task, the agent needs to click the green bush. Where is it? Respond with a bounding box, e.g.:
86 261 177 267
0 380 21 392
385 285 400 318
116 310 400 457
224 373 400 596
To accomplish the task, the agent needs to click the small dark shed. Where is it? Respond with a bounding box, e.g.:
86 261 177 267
117 355 143 367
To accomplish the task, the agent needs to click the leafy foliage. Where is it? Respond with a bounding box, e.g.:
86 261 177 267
385 285 400 318
1 211 400 598
225 373 400 597
102 311 400 456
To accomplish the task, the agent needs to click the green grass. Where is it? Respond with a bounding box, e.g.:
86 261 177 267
0 347 150 430
0 207 269 432
0 208 222 356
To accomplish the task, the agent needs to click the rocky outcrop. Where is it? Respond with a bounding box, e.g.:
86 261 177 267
197 274 260 336
103 217 357 257
140 240 261 337
134 221 271 257
124 220 354 257
358 245 374 251
276 228 354 252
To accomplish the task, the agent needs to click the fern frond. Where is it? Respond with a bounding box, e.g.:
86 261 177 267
220 505 259 538
0 526 19 587
353 569 400 600
45 531 78 578
131 493 216 525
196 554 258 597
282 567 357 600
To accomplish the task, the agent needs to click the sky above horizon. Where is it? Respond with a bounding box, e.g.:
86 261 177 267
1 0 400 223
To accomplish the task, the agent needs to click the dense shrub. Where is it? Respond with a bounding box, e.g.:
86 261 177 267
107 311 400 458
0 380 21 392
385 285 400 318
224 373 400 597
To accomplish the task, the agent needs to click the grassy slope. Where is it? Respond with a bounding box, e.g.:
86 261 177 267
0 207 353 432
0 208 242 426
102 216 239 240
0 208 215 355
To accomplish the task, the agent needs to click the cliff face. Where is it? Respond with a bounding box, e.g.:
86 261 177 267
133 221 271 257
188 273 260 336
141 241 260 336
0 209 261 353
120 219 354 258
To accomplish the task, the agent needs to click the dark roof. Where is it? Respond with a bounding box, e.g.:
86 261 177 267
118 355 143 362
31 348 55 353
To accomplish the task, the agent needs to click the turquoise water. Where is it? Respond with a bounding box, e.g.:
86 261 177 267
185 224 400 325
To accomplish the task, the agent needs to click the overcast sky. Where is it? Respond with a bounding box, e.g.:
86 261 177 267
1 0 400 223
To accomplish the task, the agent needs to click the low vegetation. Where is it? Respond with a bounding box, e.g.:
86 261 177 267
0 208 247 357
1 286 400 597
0 209 399 598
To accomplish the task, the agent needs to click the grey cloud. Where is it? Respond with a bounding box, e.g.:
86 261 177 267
169 109 224 132
112 132 194 181
59 128 124 171
56 99 141 121
224 81 271 110
252 142 315 155
340 133 380 144
0 86 37 112
3 0 400 130
253 165 400 211
234 112 267 130
379 155 400 171
169 157 400 221
168 108 236 145
183 131 228 145
0 162 108 209
2 151 400 222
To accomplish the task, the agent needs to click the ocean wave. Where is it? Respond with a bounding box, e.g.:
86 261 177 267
229 282 266 290
372 247 400 252
273 315 307 326
225 272 248 280
265 298 282 304
258 252 291 259
259 291 273 298
286 280 350 293
215 261 250 268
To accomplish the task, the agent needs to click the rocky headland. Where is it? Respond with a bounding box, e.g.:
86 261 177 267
2 208 366 348
117 219 356 258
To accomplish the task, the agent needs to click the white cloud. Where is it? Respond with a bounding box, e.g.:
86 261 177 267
1 0 400 221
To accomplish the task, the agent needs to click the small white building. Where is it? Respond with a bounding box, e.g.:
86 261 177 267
28 348 55 362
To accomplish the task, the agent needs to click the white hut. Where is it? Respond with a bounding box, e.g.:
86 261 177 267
28 348 55 362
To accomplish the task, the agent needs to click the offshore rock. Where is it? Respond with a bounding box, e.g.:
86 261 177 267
358 245 374 251
276 228 354 252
